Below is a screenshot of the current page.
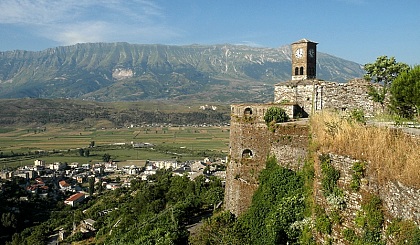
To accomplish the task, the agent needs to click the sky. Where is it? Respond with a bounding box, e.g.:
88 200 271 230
0 0 419 65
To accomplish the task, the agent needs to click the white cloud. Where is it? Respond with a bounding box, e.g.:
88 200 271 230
48 21 109 45
236 41 264 47
0 0 181 45
0 1 88 24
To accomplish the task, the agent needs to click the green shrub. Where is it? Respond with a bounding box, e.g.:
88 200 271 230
355 195 385 244
343 228 357 242
264 107 289 126
326 189 346 210
320 154 340 197
238 155 305 244
348 109 366 124
386 219 420 245
299 224 316 245
315 212 332 234
67 231 84 242
350 161 366 191
329 210 342 224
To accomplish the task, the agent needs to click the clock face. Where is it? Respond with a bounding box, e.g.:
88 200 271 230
308 49 315 58
295 48 303 58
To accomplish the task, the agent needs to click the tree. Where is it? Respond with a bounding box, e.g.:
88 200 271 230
84 149 90 157
166 175 195 204
1 212 17 229
390 65 420 118
102 153 111 162
364 56 410 107
88 177 95 196
264 107 289 125
189 211 240 245
202 186 224 209
78 148 84 157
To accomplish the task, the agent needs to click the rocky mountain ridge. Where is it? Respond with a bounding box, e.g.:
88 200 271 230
0 42 364 102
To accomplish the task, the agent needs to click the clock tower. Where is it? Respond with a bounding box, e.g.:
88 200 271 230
291 39 318 80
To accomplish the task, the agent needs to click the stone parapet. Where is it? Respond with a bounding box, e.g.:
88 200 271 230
274 79 383 116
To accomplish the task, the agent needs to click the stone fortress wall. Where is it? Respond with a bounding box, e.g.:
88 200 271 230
224 76 384 216
225 103 309 216
225 91 420 233
274 78 382 117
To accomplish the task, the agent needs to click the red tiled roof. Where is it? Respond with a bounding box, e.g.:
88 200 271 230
65 192 85 202
59 180 70 187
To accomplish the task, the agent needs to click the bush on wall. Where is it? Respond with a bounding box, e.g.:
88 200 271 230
264 107 289 126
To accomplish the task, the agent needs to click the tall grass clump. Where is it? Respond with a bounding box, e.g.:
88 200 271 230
310 111 420 188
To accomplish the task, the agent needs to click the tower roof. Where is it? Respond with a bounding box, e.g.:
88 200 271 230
292 38 318 44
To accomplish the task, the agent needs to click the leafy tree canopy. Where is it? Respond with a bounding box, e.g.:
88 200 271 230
364 56 410 87
390 65 420 118
364 56 410 105
102 153 111 162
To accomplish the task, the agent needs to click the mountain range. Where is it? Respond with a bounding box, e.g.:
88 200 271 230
0 43 364 103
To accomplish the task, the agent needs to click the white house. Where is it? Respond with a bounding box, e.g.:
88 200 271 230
64 192 85 207
34 159 45 167
69 162 80 168
49 162 66 171
59 180 72 191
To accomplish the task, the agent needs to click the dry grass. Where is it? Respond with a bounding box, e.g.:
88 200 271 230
310 111 420 188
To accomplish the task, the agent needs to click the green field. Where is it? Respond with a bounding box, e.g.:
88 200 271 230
0 126 230 169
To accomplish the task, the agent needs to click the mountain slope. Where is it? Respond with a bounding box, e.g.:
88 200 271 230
0 43 364 103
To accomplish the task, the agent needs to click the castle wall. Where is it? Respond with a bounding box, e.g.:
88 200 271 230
225 103 309 216
274 79 382 116
314 154 420 243
225 104 272 215
226 109 420 239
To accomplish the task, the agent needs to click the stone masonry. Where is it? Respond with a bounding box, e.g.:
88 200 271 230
224 103 309 216
274 78 382 117
314 154 420 243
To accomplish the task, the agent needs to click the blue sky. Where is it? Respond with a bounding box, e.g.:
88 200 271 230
0 0 418 65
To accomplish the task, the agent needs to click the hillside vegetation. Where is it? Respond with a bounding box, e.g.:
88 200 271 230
0 43 364 102
0 98 230 127
310 111 420 188
3 170 225 245
190 156 308 244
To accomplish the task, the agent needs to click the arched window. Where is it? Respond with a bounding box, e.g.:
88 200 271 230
300 67 304 75
244 107 252 115
242 149 253 159
295 67 299 75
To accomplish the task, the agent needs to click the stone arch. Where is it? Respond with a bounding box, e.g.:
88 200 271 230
295 67 299 75
242 149 253 159
300 67 304 75
244 107 253 115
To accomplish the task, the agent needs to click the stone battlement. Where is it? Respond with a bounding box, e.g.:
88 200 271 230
274 78 382 117
230 103 296 122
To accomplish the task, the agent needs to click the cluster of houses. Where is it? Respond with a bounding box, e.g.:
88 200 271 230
0 156 226 243
0 156 227 208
